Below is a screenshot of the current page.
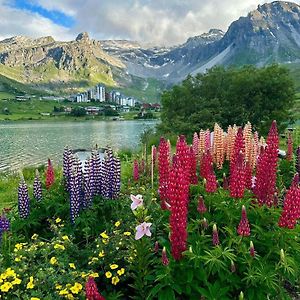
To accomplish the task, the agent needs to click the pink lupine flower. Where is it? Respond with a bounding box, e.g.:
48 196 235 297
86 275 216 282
133 159 139 181
237 205 251 237
162 247 169 266
197 196 207 214
130 194 143 210
135 222 152 240
212 224 220 246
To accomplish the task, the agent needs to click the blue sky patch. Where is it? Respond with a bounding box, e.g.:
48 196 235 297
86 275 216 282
9 0 75 28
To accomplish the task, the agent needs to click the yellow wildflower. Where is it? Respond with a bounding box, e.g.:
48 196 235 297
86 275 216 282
62 235 70 241
69 263 76 269
105 271 112 278
50 257 57 265
59 289 68 295
100 231 109 239
102 239 109 245
5 268 16 278
54 244 65 250
39 242 45 246
26 277 34 289
0 282 12 292
123 232 131 236
55 218 61 223
117 268 125 276
110 264 118 270
70 282 82 294
111 276 120 285
31 298 41 300
98 251 105 258
11 277 22 285
15 243 23 250
115 221 121 227
66 294 74 300
92 257 99 262
89 273 99 278
81 272 88 278
55 284 62 290
31 234 38 240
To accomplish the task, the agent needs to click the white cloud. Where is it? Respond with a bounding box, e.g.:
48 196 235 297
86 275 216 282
2 0 300 45
0 1 73 41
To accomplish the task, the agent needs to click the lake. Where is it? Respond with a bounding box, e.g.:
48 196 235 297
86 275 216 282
0 120 157 172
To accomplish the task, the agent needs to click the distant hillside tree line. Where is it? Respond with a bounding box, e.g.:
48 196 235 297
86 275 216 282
160 65 296 135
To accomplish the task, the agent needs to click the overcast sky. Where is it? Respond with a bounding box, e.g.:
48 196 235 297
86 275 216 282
1 0 300 46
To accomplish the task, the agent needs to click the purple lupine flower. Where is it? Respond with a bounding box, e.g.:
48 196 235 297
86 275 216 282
63 146 74 191
69 169 81 224
0 214 10 232
83 158 95 208
74 156 84 207
112 156 121 199
18 174 30 219
33 169 42 202
92 150 102 196
296 146 300 175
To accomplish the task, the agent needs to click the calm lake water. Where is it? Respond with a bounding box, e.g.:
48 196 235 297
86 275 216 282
0 120 157 172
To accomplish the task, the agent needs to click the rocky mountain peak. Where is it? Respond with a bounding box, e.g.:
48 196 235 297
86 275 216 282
76 32 90 42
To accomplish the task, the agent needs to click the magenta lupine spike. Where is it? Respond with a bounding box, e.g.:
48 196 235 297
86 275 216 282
175 135 191 181
286 132 293 162
133 159 139 181
33 169 42 202
254 121 279 207
18 174 30 219
212 224 220 246
230 128 245 178
229 151 246 198
45 158 55 189
200 150 213 179
278 176 300 229
169 157 189 260
244 162 252 190
197 196 207 214
205 173 218 193
204 130 211 152
296 146 300 175
158 137 170 210
237 205 251 236
250 241 255 257
162 247 169 266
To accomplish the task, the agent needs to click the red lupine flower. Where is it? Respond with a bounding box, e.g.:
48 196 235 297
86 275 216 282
212 224 220 246
204 130 211 152
200 150 213 179
230 128 245 175
85 276 105 300
250 241 255 257
158 137 170 209
133 159 139 181
168 157 189 260
162 247 169 266
244 161 252 190
229 151 246 198
197 196 207 214
205 173 218 193
192 132 199 157
237 205 250 237
286 132 293 162
45 158 55 189
254 121 279 207
175 135 191 181
278 175 300 229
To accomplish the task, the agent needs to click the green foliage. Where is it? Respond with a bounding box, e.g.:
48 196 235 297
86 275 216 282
70 107 86 117
160 65 296 136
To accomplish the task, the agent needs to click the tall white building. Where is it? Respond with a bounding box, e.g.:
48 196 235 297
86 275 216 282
96 85 106 102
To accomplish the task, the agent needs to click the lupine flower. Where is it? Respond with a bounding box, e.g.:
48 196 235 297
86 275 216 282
229 151 246 198
85 276 106 300
0 214 10 232
200 150 213 179
204 129 211 152
135 222 152 240
230 128 245 175
205 173 218 193
168 157 189 260
239 291 244 300
92 150 102 196
222 173 229 190
243 122 252 164
296 146 300 175
130 194 143 210
83 158 95 208
189 147 198 184
162 247 169 266
192 132 199 157
237 206 250 236
212 224 220 246
250 241 255 257
158 137 170 209
225 125 237 161
45 158 55 189
286 132 293 161
63 146 74 191
244 162 252 190
70 170 81 224
254 121 279 207
213 123 225 169
175 135 191 182
197 196 207 214
33 169 42 202
18 174 30 219
133 159 139 181
139 159 146 175
198 130 206 161
278 175 300 229
154 241 159 253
